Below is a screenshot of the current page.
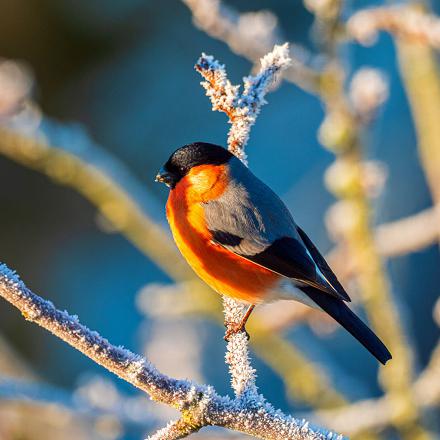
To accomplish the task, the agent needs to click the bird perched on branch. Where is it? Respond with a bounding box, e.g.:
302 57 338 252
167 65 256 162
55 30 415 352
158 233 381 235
156 142 392 364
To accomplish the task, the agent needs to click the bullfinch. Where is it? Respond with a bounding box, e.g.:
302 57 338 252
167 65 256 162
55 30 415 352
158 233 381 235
156 142 391 364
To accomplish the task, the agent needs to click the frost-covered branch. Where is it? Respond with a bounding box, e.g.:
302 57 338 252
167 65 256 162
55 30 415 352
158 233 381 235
223 297 258 399
0 263 340 439
147 419 198 440
195 44 290 163
348 5 440 49
0 264 198 406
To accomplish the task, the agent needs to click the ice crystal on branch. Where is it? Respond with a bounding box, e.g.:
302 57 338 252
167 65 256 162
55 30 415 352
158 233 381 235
195 43 291 164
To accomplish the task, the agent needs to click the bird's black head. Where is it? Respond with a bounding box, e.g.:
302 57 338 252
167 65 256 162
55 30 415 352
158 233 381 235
155 142 233 188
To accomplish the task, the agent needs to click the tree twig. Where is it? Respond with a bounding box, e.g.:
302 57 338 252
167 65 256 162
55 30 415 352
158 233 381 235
348 5 440 49
312 339 440 436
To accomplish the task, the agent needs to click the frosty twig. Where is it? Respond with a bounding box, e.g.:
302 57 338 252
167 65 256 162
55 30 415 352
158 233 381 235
195 43 290 163
0 263 340 440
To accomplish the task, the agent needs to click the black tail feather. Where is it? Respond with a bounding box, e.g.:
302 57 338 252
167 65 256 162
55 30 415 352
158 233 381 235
301 286 392 365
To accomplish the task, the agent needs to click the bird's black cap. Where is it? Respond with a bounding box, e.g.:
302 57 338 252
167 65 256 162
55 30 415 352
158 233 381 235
156 142 232 188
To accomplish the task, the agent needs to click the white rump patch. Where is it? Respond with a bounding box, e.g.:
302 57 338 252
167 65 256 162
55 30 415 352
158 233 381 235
269 279 322 310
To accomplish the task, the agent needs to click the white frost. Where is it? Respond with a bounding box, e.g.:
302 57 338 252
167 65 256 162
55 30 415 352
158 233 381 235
196 43 291 164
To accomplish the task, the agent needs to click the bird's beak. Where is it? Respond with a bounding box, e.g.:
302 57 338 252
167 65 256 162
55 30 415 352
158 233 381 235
155 167 174 187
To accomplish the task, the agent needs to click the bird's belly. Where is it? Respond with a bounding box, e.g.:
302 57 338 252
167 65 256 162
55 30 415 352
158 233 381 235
175 232 279 303
167 202 279 303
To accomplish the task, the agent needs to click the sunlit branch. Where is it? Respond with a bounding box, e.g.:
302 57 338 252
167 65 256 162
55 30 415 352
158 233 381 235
0 263 341 440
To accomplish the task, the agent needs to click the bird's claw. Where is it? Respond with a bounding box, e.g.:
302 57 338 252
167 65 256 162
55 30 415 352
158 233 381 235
224 321 250 341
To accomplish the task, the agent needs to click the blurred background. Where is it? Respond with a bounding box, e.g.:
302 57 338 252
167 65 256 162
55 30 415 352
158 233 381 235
0 0 439 439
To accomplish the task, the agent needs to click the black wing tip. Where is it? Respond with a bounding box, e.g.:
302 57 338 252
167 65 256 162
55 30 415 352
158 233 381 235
301 286 392 365
378 347 393 365
296 227 351 302
339 289 351 302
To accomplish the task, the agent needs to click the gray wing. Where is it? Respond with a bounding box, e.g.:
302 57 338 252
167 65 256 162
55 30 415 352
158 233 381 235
204 158 299 255
203 157 350 301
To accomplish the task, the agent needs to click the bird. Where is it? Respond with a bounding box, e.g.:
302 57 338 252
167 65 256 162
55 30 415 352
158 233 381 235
155 142 392 365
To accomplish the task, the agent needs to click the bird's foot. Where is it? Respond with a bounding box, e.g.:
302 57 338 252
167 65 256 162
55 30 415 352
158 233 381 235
224 321 250 341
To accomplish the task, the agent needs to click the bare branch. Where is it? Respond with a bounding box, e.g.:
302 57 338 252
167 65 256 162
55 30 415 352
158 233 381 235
414 338 440 408
397 35 440 240
348 5 440 48
327 205 440 283
312 339 440 436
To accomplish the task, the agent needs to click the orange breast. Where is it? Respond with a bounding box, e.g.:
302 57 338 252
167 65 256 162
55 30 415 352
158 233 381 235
166 165 279 303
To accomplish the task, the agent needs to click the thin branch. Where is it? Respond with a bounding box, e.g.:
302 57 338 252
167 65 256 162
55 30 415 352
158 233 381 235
196 43 290 408
312 339 440 436
327 205 440 283
348 5 440 49
397 34 440 214
0 264 196 407
0 264 340 439
373 206 440 256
